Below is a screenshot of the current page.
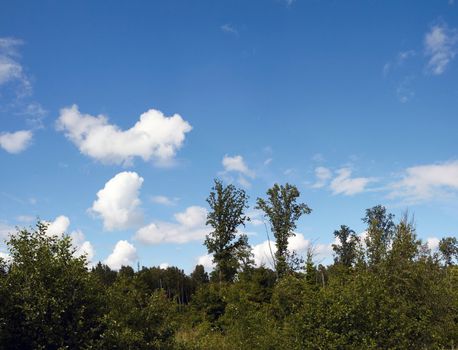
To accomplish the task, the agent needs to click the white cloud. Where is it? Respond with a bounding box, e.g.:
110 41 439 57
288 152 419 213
0 130 33 154
71 230 95 262
426 237 440 251
197 253 215 270
16 215 34 223
151 195 178 206
330 168 373 196
56 105 192 166
383 50 415 76
247 209 264 227
252 233 333 268
104 240 137 270
135 206 209 244
221 154 255 187
396 76 415 103
312 166 332 188
90 172 144 231
222 155 255 177
424 23 458 75
0 223 14 242
0 37 29 90
46 215 70 237
389 161 458 203
44 216 94 262
221 24 238 36
159 262 169 269
0 251 11 263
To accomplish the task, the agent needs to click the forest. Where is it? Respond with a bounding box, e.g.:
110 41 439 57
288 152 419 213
0 180 457 349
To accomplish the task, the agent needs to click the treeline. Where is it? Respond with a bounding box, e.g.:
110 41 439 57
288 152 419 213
0 181 457 349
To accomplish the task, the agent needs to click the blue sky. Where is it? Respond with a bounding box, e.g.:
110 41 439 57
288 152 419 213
0 0 457 271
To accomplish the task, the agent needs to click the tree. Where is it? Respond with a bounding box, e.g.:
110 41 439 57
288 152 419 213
256 183 311 278
332 225 360 268
205 179 252 283
92 262 118 286
0 222 104 349
363 205 395 266
438 237 458 266
191 264 209 286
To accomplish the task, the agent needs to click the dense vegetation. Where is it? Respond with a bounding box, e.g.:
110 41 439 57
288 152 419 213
0 181 457 349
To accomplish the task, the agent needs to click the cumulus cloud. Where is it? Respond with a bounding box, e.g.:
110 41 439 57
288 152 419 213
46 215 70 237
159 262 169 269
312 166 332 188
197 253 215 270
426 237 440 251
104 240 137 270
90 172 144 231
135 206 209 244
44 216 95 262
330 168 373 196
56 105 192 166
424 23 458 75
0 130 33 154
252 233 333 268
71 230 95 262
389 161 458 203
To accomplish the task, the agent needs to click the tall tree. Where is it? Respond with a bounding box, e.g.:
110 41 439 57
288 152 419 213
438 237 458 266
332 225 360 268
256 183 311 277
363 205 395 266
204 179 252 283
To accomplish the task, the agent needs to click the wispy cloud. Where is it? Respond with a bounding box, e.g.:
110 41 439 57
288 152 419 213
396 76 415 103
330 168 374 196
388 161 458 203
383 50 415 76
221 154 255 187
151 195 179 206
424 23 458 75
221 24 238 36
311 166 332 189
310 166 373 195
0 37 30 93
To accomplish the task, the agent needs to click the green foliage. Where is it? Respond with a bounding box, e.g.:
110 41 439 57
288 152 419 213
97 276 177 350
332 225 360 268
0 193 457 349
256 183 311 277
363 205 396 266
439 236 458 266
0 222 104 350
205 179 252 282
